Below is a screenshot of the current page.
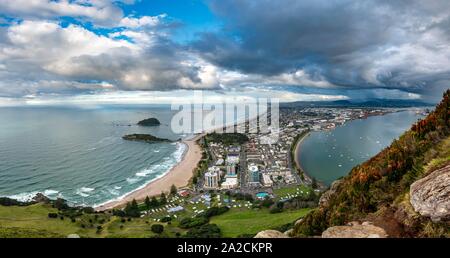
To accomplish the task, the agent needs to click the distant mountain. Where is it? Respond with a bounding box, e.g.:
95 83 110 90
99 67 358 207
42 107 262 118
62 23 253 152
292 90 450 237
281 99 434 108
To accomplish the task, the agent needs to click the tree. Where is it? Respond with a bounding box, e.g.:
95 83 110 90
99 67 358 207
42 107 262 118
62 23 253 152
124 199 140 217
151 224 164 234
150 196 159 207
311 177 318 189
160 192 167 205
170 184 177 195
145 196 151 210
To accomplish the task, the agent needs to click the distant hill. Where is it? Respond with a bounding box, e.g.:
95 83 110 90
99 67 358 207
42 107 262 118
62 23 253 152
281 99 434 108
293 90 450 237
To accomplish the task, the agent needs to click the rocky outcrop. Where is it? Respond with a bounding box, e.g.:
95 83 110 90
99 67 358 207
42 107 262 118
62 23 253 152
318 179 342 207
322 221 388 238
254 230 289 238
32 193 50 204
410 164 450 221
137 118 160 126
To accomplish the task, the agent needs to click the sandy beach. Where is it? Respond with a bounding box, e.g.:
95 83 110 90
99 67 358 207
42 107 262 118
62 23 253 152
293 132 311 183
95 134 203 211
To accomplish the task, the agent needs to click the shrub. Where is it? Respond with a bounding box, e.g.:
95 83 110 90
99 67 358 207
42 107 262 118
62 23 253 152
185 224 221 238
179 217 209 229
48 213 58 218
203 206 229 218
269 206 283 214
160 216 172 223
151 224 164 234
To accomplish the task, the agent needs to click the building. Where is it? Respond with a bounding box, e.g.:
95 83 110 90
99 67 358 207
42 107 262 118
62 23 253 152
248 164 260 184
261 174 273 187
226 165 236 176
215 158 224 166
226 154 240 165
221 177 238 189
204 167 221 189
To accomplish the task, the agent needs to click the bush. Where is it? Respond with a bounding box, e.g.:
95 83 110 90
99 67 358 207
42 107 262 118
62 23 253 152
112 209 126 217
203 206 230 218
48 213 58 218
179 217 209 229
0 197 30 206
185 224 221 238
53 198 69 210
160 216 172 223
151 224 164 234
261 197 274 208
269 206 283 214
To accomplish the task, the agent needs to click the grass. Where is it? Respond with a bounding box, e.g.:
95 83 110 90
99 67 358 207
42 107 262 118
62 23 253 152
0 203 179 238
273 185 312 200
210 207 312 237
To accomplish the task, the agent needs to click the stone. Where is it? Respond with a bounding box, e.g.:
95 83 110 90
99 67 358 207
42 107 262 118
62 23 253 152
254 230 289 238
319 179 342 207
322 222 388 238
410 164 450 221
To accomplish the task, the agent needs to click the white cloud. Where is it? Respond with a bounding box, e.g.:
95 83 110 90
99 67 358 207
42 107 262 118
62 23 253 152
0 89 349 107
0 0 124 26
119 14 167 28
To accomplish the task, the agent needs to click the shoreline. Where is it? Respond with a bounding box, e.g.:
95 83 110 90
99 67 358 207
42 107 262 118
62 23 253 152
292 131 312 183
95 114 263 211
95 134 204 211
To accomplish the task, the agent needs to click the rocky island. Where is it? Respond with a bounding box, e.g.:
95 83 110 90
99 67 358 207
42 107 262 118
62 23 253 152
122 134 171 143
137 118 161 126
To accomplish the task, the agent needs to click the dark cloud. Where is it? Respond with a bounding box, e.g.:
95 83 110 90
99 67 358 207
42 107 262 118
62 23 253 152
192 0 450 100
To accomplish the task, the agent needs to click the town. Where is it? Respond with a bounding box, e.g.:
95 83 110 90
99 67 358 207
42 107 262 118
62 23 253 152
193 107 399 196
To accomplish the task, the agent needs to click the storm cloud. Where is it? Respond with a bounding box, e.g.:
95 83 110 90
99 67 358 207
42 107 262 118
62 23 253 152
193 0 450 101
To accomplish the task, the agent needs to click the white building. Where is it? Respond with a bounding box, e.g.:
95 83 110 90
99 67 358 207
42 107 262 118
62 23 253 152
262 174 273 187
204 167 221 189
221 177 238 189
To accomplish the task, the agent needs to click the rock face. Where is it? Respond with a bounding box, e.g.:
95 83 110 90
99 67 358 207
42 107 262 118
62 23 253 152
254 230 289 238
410 164 450 221
322 221 388 238
319 179 342 207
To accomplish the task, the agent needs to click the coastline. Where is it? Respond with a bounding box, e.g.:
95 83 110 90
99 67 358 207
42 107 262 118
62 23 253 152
293 131 313 184
95 113 262 211
95 134 203 211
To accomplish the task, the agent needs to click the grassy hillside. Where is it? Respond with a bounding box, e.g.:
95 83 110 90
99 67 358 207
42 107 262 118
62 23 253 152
293 90 450 237
0 203 183 238
0 201 311 238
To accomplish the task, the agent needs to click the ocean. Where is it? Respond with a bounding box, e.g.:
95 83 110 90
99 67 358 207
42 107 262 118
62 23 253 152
298 110 423 185
0 105 186 207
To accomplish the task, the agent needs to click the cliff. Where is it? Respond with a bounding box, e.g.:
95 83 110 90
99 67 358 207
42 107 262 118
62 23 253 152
293 89 450 237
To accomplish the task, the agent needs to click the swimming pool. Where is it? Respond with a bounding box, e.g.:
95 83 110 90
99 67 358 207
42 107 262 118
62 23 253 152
256 192 269 199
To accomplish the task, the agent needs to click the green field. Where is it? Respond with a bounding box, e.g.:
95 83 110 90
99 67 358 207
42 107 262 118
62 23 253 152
273 185 312 200
210 208 312 237
0 204 180 238
0 194 313 238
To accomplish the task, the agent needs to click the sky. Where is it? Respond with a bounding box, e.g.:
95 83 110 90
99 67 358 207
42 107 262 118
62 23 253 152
0 0 449 106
